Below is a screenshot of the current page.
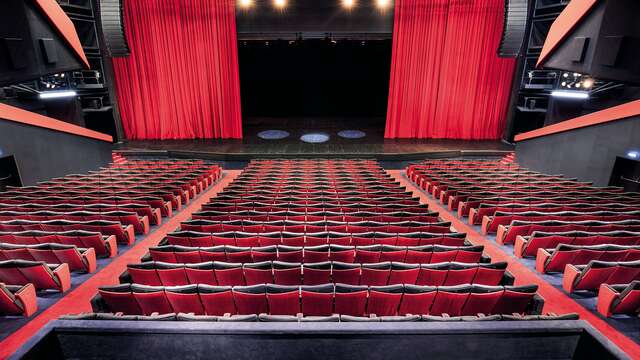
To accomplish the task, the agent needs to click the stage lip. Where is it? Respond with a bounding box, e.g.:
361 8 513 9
0 103 113 143
514 99 640 142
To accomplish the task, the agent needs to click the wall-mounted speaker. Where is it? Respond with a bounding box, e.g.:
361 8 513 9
498 0 529 57
543 0 640 85
98 0 129 57
0 0 88 86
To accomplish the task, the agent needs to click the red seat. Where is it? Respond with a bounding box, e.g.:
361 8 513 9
597 281 640 317
266 284 300 315
0 259 70 292
0 243 96 273
0 282 37 317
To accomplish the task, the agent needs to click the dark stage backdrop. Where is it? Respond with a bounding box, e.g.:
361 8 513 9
112 0 243 140
238 40 392 119
385 0 516 139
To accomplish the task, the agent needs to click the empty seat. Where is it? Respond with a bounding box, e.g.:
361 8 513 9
536 244 640 274
0 231 117 258
0 243 96 273
563 260 640 293
95 283 542 317
0 282 37 317
596 281 640 317
0 260 70 292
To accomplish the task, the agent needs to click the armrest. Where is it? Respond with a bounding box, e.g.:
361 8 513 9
514 236 528 258
529 293 545 315
535 248 551 273
468 208 477 225
495 225 508 245
91 293 108 313
15 283 38 317
458 202 467 218
81 247 98 273
500 271 516 286
140 215 150 234
123 225 135 245
105 235 118 258
119 270 132 284
562 264 582 293
53 263 71 292
596 284 619 318
480 216 491 235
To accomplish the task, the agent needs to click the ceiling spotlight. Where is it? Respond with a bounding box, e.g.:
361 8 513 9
238 0 253 8
342 0 355 8
376 0 391 9
273 0 286 8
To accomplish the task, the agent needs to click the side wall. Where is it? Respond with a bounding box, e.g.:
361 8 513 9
0 120 112 185
516 116 640 186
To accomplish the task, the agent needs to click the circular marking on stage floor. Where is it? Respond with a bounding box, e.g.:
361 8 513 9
257 130 290 140
338 130 366 139
300 133 330 143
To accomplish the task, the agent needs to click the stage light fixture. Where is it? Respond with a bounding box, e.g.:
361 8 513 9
273 0 287 9
342 0 355 9
628 151 639 159
376 0 391 9
550 90 589 99
238 0 253 8
39 90 77 99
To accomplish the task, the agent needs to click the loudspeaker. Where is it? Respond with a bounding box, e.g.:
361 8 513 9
498 0 529 57
98 0 130 57
0 0 88 86
543 0 640 85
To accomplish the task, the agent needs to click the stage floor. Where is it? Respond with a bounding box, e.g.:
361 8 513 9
116 117 513 160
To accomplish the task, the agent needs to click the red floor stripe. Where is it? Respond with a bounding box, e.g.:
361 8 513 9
0 170 241 359
388 170 640 359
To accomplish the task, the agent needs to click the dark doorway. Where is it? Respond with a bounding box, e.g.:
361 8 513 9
238 39 392 138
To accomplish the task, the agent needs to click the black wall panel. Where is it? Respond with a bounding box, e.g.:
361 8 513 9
0 121 112 185
516 116 640 186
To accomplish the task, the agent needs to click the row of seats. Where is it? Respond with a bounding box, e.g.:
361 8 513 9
122 261 508 287
0 157 223 317
0 230 117 258
0 203 163 225
180 220 452 234
0 260 70 292
62 312 578 322
536 244 640 273
0 210 149 235
94 283 542 317
0 243 96 273
482 211 640 234
562 260 640 292
147 244 485 264
193 210 441 223
469 202 639 225
165 231 467 247
515 231 640 258
407 159 640 319
498 220 640 246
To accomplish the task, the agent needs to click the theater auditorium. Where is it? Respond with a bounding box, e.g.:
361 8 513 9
0 0 638 359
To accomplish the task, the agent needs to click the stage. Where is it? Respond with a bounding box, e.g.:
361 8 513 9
115 117 513 161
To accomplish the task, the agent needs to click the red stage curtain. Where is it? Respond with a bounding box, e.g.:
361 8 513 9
385 0 516 139
112 0 243 140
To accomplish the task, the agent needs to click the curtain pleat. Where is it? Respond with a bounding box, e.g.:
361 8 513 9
112 0 243 140
385 0 516 139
